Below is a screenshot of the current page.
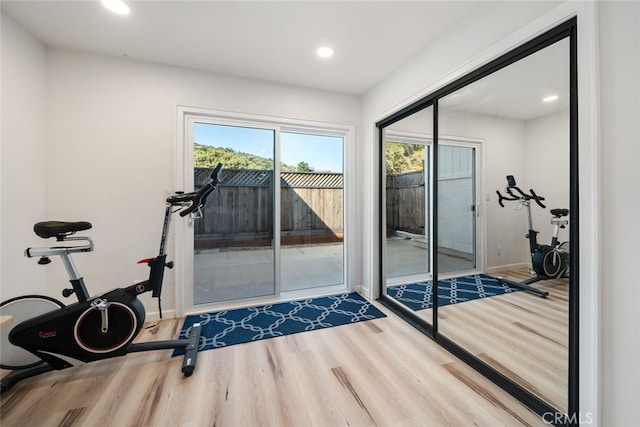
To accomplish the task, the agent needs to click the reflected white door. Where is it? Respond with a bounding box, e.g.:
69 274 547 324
437 144 477 274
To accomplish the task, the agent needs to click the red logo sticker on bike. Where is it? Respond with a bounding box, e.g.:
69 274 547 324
38 330 57 338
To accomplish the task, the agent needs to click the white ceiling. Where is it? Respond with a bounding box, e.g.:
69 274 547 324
1 0 480 95
440 37 570 120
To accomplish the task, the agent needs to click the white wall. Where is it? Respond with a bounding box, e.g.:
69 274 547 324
0 13 47 300
44 49 361 315
524 110 570 244
0 42 361 314
598 2 640 426
439 111 530 269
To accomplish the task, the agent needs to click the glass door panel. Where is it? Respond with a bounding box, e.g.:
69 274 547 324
280 132 344 292
385 140 430 281
192 122 275 304
437 145 476 274
383 107 433 286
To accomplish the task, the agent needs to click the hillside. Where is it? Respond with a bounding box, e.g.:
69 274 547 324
196 142 421 174
194 144 298 171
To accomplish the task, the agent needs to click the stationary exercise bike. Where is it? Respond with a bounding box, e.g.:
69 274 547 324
495 175 569 298
0 163 223 394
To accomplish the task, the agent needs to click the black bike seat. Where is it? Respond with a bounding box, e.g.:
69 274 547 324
550 208 569 217
34 221 92 239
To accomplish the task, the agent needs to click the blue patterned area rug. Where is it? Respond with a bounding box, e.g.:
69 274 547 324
387 274 519 311
174 293 385 354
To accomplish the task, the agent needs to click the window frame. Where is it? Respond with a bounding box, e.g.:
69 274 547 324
175 106 356 315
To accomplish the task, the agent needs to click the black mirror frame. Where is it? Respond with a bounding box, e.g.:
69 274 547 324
377 17 578 425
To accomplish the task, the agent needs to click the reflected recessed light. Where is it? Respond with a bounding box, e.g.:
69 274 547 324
543 95 559 103
101 0 130 15
316 47 334 58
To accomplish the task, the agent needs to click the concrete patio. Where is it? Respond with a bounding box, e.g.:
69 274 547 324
194 238 472 305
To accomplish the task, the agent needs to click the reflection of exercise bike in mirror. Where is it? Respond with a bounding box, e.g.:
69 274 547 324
0 163 223 394
495 175 569 298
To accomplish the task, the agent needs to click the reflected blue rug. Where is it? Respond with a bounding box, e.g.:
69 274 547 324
174 293 385 354
387 274 519 311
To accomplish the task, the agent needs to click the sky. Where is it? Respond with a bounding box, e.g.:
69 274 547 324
194 122 343 173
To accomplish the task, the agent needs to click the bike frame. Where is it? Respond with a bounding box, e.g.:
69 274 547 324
495 175 569 297
0 163 222 394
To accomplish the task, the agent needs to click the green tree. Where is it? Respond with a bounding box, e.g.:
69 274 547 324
296 161 312 172
385 142 425 174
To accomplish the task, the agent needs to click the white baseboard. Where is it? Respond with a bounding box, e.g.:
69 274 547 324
485 262 531 274
356 283 371 299
146 309 178 322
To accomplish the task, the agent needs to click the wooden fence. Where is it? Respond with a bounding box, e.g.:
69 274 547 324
194 168 343 248
386 171 426 237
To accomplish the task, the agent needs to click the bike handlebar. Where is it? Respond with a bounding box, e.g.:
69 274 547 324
166 163 223 217
496 175 546 209
528 189 546 209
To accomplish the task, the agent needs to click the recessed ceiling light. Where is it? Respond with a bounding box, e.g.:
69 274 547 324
543 95 559 103
101 0 130 15
316 47 334 58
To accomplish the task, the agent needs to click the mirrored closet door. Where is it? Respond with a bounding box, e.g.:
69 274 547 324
378 19 577 419
437 36 571 412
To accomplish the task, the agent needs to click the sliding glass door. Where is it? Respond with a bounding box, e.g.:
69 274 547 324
187 119 347 306
192 122 276 304
280 132 344 292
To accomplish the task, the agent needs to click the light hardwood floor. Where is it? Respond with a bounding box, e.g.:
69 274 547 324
411 268 569 412
0 299 548 427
